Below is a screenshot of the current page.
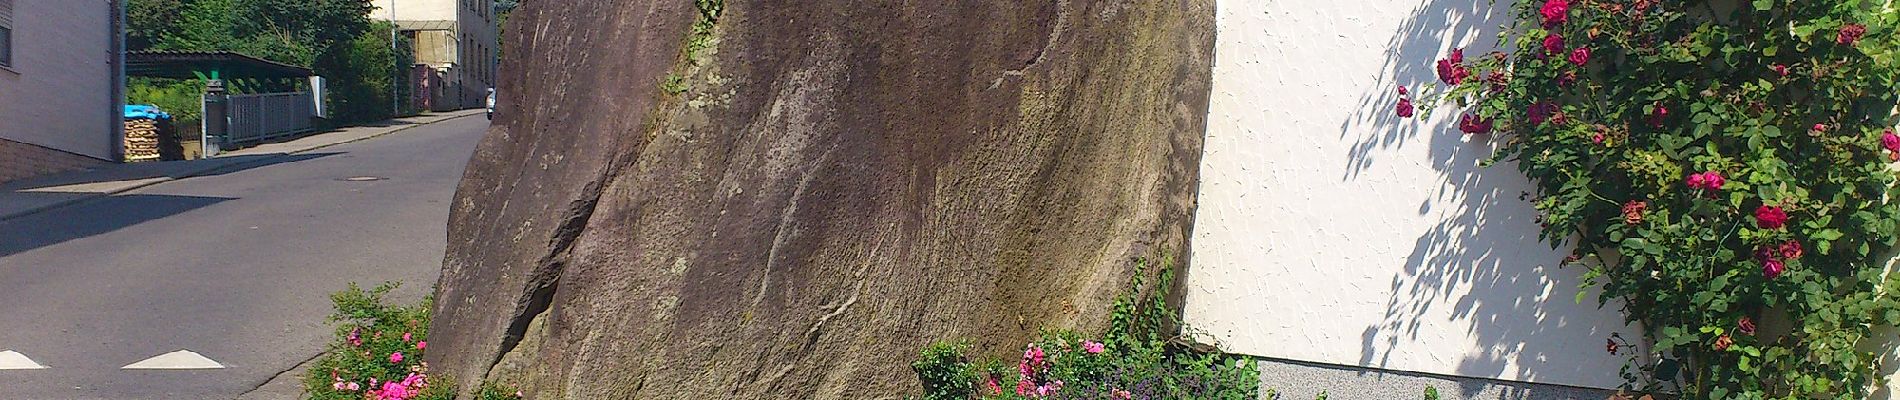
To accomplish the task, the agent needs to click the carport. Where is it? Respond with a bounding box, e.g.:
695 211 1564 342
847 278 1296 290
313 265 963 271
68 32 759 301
128 51 324 156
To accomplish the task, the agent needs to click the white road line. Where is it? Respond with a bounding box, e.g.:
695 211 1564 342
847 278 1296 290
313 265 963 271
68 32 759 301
0 350 47 370
121 350 223 370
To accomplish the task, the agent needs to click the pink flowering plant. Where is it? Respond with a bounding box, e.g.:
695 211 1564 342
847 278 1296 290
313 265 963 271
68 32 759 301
303 282 473 400
1408 0 1900 397
912 264 1259 400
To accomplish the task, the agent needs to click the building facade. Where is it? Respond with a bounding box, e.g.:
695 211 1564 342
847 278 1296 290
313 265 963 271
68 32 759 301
371 0 496 112
0 0 122 183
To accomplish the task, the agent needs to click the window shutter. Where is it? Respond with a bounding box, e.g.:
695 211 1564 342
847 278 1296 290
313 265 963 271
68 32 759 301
0 0 13 27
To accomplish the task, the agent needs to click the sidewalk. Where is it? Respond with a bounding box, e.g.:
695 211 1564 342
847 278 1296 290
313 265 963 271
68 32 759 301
0 109 485 221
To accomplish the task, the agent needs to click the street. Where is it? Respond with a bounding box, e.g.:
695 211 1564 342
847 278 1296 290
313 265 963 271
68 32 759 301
0 115 487 399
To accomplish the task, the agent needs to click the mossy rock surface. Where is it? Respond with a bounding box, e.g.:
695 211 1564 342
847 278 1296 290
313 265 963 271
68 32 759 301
426 0 1217 398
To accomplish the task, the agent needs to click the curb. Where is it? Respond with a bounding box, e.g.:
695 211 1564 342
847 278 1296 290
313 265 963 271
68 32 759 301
0 111 484 222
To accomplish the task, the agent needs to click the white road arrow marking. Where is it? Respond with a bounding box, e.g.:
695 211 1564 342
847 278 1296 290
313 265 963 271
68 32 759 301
121 350 223 370
0 351 47 370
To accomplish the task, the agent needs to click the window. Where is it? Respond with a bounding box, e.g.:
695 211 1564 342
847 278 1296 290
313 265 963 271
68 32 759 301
0 0 12 69
0 26 12 69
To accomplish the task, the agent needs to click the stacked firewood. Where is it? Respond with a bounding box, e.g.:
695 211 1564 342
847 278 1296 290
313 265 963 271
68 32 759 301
124 118 161 162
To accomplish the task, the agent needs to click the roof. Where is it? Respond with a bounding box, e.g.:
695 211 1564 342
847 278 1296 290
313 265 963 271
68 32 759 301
127 51 315 80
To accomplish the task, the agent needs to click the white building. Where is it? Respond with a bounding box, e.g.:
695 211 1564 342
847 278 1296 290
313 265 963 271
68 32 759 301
370 0 497 111
1183 0 1900 398
0 0 123 183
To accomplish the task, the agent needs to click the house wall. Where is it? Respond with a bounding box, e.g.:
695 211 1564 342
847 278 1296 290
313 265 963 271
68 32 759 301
369 0 458 22
1181 0 1638 392
372 0 495 110
0 0 115 181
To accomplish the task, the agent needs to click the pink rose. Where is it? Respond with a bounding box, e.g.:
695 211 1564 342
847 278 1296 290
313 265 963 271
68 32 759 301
1813 123 1829 133
1763 258 1786 279
1702 171 1724 190
1568 47 1590 66
1082 340 1105 354
1738 317 1756 335
416 341 427 351
1771 64 1790 77
402 332 412 343
1540 0 1570 27
1755 205 1789 229
1685 172 1708 189
389 352 405 364
1882 130 1899 152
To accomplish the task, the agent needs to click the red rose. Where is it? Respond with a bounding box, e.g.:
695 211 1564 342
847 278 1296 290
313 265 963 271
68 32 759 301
1568 47 1590 66
1528 102 1558 126
1436 49 1471 85
1882 129 1899 152
1686 172 1708 190
1714 334 1733 352
1755 245 1778 262
1755 205 1789 229
1839 24 1867 46
1395 98 1415 118
1543 34 1566 56
1556 70 1578 87
1648 105 1669 128
1738 317 1756 335
1771 64 1790 77
1763 259 1786 279
1540 0 1570 28
1458 113 1493 135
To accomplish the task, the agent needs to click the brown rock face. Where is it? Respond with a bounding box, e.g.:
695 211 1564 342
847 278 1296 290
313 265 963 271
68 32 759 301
427 0 1216 398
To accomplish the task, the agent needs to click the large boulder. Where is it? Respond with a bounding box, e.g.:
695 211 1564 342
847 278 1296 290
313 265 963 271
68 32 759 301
427 0 1217 397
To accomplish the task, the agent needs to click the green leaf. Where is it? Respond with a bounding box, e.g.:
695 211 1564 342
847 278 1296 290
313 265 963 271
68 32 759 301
1753 0 1772 10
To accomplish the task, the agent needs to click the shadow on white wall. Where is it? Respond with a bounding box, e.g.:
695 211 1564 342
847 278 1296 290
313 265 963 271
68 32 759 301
1340 0 1636 390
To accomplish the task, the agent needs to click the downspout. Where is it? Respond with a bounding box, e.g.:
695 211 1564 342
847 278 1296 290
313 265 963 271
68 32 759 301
109 0 125 162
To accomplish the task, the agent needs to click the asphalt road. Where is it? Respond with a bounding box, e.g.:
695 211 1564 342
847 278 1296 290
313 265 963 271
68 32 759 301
0 115 487 399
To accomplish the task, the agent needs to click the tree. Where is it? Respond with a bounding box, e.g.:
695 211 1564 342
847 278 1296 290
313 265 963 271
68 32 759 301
127 0 401 123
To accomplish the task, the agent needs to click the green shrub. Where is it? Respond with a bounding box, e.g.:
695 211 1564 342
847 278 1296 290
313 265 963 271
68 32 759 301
303 282 524 400
303 282 452 400
913 260 1260 399
1410 0 1900 397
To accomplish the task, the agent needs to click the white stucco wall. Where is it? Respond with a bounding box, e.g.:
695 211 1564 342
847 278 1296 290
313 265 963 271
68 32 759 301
1182 0 1637 389
371 0 497 109
0 0 115 159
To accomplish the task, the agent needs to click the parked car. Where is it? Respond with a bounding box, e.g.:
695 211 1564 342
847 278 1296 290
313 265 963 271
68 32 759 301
485 88 497 120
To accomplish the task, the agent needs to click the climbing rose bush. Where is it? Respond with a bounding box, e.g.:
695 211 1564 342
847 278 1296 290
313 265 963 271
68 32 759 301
1409 0 1900 397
